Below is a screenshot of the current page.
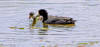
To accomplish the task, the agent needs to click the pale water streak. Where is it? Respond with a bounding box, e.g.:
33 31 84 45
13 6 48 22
0 0 100 47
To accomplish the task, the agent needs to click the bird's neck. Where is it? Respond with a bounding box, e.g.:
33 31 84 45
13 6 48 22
42 14 48 22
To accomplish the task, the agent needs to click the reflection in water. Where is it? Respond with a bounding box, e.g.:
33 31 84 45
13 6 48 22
1 0 100 47
28 19 76 47
38 23 49 35
46 24 75 28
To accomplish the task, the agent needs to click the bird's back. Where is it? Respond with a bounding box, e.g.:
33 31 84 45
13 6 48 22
44 16 75 24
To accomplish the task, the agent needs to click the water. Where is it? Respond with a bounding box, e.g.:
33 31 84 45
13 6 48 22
0 0 100 47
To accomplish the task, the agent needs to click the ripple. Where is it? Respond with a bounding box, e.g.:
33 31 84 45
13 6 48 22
0 0 100 47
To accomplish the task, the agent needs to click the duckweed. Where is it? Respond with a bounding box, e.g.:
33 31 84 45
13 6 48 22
18 28 24 29
9 27 16 29
79 43 88 44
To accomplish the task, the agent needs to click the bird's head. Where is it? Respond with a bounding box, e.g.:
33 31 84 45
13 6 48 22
29 12 34 19
38 9 48 22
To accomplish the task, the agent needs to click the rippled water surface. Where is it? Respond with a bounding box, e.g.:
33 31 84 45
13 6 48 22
0 0 100 47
